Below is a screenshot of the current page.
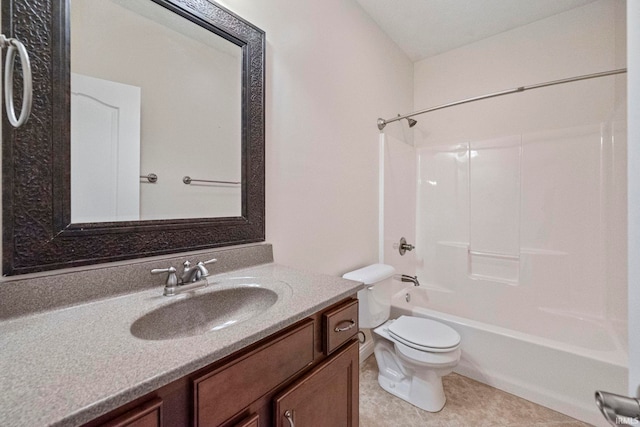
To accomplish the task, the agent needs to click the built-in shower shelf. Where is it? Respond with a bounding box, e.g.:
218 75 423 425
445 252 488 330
520 248 569 256
436 241 469 248
468 247 520 285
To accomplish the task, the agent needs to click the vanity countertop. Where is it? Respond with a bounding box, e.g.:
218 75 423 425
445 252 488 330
0 263 364 427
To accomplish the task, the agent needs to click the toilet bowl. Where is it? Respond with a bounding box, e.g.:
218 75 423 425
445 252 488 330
343 264 461 412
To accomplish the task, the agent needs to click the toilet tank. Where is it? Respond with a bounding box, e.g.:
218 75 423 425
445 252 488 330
342 264 396 329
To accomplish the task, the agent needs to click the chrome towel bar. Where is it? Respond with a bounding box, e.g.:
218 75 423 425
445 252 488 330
140 173 158 183
183 176 240 185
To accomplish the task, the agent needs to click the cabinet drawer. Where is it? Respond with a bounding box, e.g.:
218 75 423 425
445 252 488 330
194 320 315 426
323 300 358 355
100 398 162 427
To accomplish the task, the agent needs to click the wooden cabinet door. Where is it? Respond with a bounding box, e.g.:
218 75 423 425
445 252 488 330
273 340 359 427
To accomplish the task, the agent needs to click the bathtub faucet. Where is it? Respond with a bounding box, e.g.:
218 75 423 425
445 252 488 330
400 274 420 286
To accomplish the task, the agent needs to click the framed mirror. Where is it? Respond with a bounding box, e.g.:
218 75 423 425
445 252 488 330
2 0 265 275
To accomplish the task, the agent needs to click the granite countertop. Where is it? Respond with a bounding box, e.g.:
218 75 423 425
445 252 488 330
0 263 364 427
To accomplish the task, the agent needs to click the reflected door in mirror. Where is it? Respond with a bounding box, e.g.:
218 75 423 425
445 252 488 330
71 73 141 223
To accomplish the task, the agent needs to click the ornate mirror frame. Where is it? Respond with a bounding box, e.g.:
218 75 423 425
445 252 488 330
2 0 265 275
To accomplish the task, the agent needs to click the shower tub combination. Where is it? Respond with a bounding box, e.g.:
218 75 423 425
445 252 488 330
389 285 627 426
376 64 629 426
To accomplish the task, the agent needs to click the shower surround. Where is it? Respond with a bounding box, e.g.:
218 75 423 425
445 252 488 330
417 120 627 331
381 115 627 425
379 1 627 425
409 120 627 425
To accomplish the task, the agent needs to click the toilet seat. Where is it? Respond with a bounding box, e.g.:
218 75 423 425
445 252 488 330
387 316 460 353
394 339 461 366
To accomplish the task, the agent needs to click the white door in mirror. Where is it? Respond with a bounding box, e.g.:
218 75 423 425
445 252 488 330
71 73 141 223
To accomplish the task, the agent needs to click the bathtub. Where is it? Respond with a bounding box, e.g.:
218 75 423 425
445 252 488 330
386 286 628 426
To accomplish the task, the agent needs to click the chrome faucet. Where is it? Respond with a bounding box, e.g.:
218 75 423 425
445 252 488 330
180 260 211 283
399 274 420 286
152 258 217 296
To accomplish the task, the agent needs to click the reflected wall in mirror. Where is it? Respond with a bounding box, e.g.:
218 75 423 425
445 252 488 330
70 0 242 222
2 0 265 275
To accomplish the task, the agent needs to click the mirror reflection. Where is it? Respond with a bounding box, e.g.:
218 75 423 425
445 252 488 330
70 0 242 223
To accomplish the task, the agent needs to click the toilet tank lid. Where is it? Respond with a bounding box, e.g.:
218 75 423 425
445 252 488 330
342 264 396 284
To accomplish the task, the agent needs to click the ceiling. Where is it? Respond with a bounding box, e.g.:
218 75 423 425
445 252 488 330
355 0 598 62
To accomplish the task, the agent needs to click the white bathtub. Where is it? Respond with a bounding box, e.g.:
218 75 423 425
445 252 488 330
387 286 628 426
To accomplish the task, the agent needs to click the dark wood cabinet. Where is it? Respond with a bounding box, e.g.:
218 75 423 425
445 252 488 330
193 320 315 426
274 340 359 427
84 297 358 427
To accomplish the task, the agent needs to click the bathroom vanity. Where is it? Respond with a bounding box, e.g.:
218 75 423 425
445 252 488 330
0 253 364 427
84 298 359 427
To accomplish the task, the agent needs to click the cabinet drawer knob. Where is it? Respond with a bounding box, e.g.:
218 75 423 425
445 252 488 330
334 319 356 332
284 410 295 427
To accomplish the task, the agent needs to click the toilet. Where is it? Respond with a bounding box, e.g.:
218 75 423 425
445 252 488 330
343 264 461 412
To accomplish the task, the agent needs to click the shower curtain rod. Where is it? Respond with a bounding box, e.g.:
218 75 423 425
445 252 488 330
377 68 627 130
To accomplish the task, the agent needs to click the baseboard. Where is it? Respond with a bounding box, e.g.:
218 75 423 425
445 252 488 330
455 360 608 427
359 339 374 364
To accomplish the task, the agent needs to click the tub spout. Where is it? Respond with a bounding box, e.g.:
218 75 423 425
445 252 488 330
399 274 420 286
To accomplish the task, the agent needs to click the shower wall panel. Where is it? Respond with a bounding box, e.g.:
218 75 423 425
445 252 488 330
415 120 626 335
382 134 416 274
469 136 521 283
415 144 469 290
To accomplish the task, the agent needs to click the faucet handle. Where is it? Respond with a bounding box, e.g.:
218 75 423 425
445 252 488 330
196 258 217 276
151 266 178 286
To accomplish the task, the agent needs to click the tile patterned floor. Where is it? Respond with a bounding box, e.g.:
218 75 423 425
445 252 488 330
359 355 593 426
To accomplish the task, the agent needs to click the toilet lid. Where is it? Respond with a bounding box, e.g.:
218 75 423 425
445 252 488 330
387 316 460 351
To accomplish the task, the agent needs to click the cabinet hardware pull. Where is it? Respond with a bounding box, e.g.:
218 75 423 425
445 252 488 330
284 410 295 427
334 319 356 332
0 35 32 127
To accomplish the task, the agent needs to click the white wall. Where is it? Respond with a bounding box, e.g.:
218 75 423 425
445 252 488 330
413 0 623 144
215 0 414 275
